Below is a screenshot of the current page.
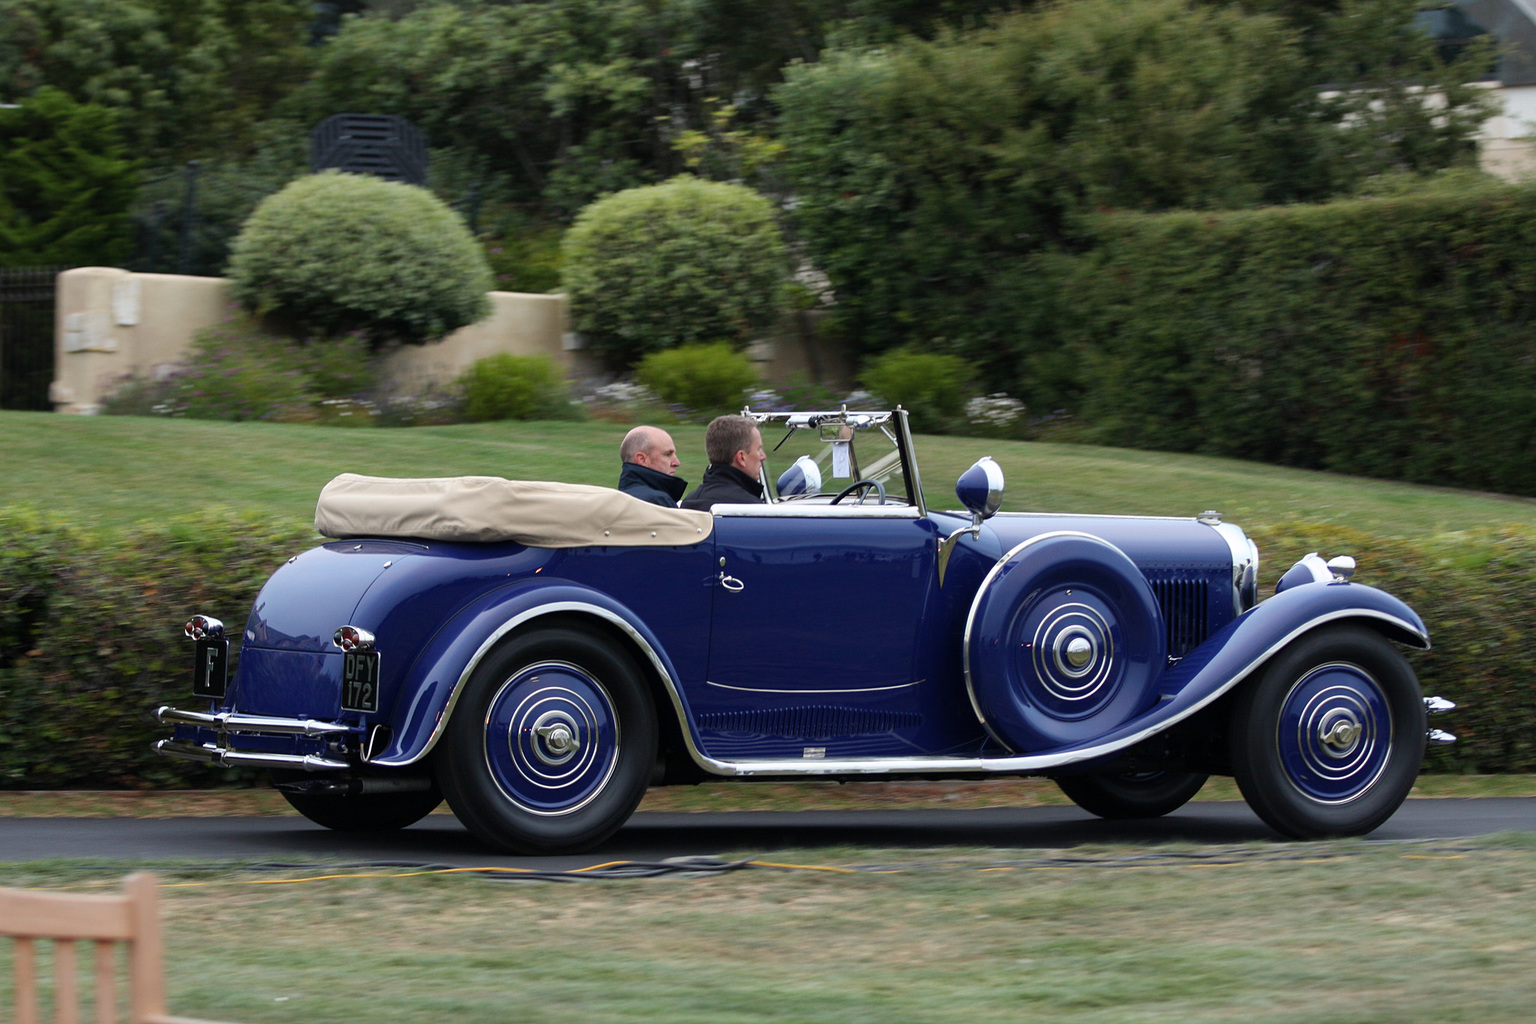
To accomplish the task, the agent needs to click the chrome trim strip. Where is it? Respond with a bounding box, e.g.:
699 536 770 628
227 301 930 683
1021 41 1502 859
960 531 1128 743
991 511 1201 522
154 739 348 771
895 408 928 517
709 504 920 519
155 706 354 737
372 600 692 768
704 679 922 694
1207 520 1257 615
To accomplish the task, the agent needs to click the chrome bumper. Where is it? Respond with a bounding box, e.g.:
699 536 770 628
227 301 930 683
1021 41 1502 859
154 706 355 771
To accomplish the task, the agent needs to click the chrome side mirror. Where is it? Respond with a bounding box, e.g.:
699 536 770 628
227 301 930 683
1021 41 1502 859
939 458 1004 588
956 456 1004 529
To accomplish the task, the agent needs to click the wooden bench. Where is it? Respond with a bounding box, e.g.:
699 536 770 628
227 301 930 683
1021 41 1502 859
1 872 237 1024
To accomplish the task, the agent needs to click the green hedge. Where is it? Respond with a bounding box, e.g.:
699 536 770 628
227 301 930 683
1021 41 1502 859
1 506 1528 786
0 507 313 789
1059 184 1536 496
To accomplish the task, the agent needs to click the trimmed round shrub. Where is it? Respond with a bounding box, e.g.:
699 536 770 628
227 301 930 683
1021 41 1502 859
861 348 972 434
561 176 790 365
635 343 758 418
460 354 579 422
227 171 492 345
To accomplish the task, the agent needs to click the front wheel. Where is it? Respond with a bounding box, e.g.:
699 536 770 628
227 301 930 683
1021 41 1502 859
1229 625 1424 839
1056 770 1209 820
437 625 657 855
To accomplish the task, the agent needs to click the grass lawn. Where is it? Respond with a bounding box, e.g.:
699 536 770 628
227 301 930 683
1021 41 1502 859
4 409 1535 537
3 837 1535 1024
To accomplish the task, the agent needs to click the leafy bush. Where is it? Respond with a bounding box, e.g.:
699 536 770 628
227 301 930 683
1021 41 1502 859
101 316 378 423
461 354 580 422
635 343 758 419
561 176 790 365
0 506 314 789
226 171 492 345
860 348 971 434
1057 183 1536 496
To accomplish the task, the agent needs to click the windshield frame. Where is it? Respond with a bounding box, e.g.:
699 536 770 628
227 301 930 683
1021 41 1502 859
743 408 927 516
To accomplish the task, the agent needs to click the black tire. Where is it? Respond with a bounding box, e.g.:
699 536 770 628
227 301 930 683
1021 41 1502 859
273 773 443 832
1229 625 1424 839
1056 770 1209 820
436 625 657 855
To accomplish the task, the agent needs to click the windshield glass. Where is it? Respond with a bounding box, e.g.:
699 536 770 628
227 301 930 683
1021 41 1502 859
751 411 913 505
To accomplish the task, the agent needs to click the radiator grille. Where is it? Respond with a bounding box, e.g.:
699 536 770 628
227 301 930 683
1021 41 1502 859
1150 577 1211 657
697 706 922 739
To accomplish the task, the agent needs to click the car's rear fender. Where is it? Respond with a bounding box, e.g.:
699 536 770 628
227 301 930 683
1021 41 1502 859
367 580 688 767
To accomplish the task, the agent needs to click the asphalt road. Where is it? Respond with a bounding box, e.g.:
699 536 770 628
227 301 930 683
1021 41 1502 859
2 798 1533 873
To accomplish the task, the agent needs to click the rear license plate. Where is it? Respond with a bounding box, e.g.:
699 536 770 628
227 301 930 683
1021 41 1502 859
341 650 381 713
192 638 228 698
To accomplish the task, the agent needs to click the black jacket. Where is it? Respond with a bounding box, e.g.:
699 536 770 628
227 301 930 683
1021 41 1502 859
680 464 765 510
618 462 689 507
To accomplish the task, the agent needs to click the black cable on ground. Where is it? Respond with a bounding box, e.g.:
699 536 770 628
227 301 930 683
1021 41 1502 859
19 837 1509 890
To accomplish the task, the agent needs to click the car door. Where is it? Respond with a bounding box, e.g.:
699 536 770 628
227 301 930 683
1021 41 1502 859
704 507 939 697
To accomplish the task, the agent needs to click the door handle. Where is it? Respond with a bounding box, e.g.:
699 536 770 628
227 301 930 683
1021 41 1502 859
718 572 744 593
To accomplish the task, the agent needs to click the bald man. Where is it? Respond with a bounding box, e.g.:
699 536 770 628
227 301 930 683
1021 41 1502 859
617 425 688 507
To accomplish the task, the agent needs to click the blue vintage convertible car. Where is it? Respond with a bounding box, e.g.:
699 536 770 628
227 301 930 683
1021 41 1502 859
156 409 1454 853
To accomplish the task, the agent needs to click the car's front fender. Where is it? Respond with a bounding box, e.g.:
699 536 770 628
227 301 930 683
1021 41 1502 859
1018 579 1429 768
368 579 685 767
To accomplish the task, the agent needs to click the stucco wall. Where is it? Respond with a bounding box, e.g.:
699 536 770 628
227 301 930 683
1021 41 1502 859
50 268 583 413
1480 82 1536 181
51 268 852 414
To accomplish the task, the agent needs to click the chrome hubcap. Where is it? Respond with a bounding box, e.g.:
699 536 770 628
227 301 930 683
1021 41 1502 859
533 712 582 765
1064 636 1094 669
1318 710 1362 754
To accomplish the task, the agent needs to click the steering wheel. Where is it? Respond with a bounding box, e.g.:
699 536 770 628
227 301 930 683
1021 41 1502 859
830 479 887 505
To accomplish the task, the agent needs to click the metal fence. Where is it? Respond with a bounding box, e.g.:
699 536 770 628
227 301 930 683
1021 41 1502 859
0 267 62 411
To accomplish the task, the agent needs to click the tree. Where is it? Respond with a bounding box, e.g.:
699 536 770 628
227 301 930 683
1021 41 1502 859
774 0 1496 391
0 87 140 267
0 0 314 161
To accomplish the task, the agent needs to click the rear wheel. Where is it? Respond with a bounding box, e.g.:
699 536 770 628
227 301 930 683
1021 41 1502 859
437 625 657 855
273 773 442 832
1056 770 1209 820
1229 625 1424 839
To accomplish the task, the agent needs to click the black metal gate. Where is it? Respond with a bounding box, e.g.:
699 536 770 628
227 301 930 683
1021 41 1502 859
0 267 62 411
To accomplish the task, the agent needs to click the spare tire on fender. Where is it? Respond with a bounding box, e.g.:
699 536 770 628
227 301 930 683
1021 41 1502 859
965 532 1166 751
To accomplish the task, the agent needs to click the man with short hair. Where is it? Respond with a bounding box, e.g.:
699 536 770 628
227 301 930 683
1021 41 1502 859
680 414 767 510
618 425 687 507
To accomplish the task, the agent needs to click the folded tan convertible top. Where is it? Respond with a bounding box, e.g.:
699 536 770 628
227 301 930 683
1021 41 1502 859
314 473 714 547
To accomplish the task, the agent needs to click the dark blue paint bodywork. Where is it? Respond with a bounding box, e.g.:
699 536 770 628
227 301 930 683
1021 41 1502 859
172 490 1427 780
